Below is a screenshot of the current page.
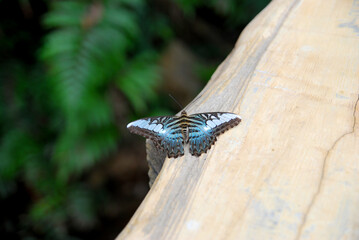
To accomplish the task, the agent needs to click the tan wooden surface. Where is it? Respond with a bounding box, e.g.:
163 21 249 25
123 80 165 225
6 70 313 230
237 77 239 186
117 0 359 239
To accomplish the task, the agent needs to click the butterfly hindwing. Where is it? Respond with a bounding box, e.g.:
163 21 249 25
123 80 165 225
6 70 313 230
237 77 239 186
187 112 241 156
127 116 185 158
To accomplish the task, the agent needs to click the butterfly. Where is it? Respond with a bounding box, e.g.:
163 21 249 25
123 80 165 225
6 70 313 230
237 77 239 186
127 111 241 158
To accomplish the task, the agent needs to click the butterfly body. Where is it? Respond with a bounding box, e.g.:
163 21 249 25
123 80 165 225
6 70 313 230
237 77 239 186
127 111 241 158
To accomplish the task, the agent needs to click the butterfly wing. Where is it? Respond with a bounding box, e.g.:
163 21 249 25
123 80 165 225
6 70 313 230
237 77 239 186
127 116 185 158
187 112 241 156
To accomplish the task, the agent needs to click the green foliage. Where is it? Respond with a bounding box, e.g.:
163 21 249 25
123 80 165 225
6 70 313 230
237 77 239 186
175 0 270 26
1 0 161 238
213 0 271 26
116 52 159 112
41 0 160 180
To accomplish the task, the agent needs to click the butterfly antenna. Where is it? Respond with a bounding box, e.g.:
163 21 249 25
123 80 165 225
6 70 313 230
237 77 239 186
169 94 184 109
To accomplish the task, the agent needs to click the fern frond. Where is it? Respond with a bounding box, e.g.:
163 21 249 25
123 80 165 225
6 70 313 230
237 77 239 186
116 51 160 113
43 1 86 28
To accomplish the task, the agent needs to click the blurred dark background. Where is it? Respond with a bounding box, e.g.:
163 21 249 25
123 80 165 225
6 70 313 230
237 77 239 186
0 0 270 239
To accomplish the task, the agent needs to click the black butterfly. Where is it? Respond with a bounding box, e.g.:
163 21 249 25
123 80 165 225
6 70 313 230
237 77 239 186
127 111 241 158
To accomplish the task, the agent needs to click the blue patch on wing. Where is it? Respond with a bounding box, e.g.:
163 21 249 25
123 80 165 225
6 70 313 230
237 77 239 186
187 112 240 156
188 121 215 156
159 129 184 158
127 116 185 158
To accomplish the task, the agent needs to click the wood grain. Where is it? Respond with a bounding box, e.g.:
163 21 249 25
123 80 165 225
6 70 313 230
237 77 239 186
117 0 359 239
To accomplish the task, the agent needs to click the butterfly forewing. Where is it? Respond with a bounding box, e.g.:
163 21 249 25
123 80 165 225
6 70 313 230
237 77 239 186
127 116 185 158
187 113 241 156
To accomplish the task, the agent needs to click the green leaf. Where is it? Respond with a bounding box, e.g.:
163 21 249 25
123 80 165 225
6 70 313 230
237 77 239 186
0 130 38 181
43 1 86 28
116 52 160 113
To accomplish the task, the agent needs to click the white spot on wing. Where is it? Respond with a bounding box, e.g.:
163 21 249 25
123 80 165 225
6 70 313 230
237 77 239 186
153 124 162 133
203 126 211 131
212 119 222 126
222 113 241 120
148 124 156 130
127 122 134 128
225 113 236 120
127 119 149 128
207 121 216 128
127 119 160 130
218 114 229 121
204 113 241 130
